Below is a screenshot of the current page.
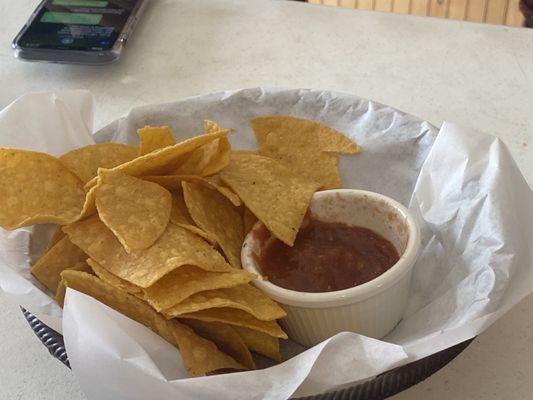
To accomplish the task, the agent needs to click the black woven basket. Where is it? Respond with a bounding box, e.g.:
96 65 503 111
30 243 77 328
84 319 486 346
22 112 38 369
22 308 473 399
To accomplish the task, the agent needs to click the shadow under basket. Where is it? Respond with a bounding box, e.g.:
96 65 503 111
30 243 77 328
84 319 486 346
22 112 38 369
21 307 473 399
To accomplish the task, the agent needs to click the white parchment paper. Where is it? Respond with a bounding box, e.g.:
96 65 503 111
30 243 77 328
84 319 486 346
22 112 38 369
1 88 532 399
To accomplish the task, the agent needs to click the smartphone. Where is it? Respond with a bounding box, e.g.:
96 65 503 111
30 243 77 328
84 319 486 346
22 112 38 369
12 0 147 65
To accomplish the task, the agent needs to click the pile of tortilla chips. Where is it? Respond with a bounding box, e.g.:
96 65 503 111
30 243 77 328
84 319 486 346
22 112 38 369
0 116 359 377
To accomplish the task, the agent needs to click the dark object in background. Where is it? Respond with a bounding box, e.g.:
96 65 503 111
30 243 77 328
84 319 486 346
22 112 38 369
520 0 533 27
12 0 146 65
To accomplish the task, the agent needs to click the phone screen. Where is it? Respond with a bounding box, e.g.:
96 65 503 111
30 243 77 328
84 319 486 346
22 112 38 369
17 0 139 51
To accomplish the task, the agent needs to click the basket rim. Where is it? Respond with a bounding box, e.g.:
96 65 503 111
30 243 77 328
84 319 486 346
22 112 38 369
21 307 474 400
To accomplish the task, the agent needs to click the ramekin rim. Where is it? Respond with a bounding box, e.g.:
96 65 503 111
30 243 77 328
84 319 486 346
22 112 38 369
241 189 421 308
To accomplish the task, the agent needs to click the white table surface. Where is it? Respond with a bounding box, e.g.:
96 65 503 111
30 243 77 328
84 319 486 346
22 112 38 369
1 1 533 399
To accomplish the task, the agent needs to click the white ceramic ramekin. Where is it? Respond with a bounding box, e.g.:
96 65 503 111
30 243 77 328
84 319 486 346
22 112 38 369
241 189 420 347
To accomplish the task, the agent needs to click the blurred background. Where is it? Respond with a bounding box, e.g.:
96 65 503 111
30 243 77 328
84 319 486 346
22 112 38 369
306 0 533 27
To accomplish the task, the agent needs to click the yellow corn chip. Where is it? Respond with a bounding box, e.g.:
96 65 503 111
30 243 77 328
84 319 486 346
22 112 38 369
204 119 222 134
86 259 144 298
84 130 228 189
251 115 360 154
204 175 241 207
233 326 282 362
169 192 217 244
243 207 258 235
144 266 256 311
95 170 172 252
46 226 66 252
55 261 93 307
63 217 232 288
173 120 230 176
55 280 67 307
59 143 138 183
142 175 185 191
174 137 231 177
179 308 288 339
31 236 87 293
182 181 243 268
0 148 85 230
219 153 320 246
254 116 353 189
137 126 176 155
78 184 98 219
167 320 246 376
60 271 244 376
169 192 194 225
259 137 341 190
183 319 255 370
231 150 257 156
144 174 241 207
163 284 286 321
71 261 93 274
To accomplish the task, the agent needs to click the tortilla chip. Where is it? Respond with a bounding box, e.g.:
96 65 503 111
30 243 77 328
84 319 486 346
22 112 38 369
259 138 341 189
179 308 288 339
254 116 350 189
137 126 176 155
233 326 282 362
173 120 230 176
55 280 67 307
95 170 172 252
0 148 85 230
72 261 93 273
63 217 232 288
182 181 243 268
231 150 257 156
219 153 320 246
144 175 241 207
243 207 258 235
60 271 244 376
78 184 98 219
142 175 184 191
31 236 87 293
46 226 66 252
174 137 231 177
86 259 144 298
84 130 228 189
204 175 241 207
251 115 360 154
204 119 222 134
169 191 194 225
183 319 255 370
55 261 93 307
143 266 256 311
169 192 217 244
167 320 245 376
59 143 138 183
163 284 286 321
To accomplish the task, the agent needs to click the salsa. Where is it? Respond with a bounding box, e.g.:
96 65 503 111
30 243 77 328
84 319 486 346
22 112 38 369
257 217 400 293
